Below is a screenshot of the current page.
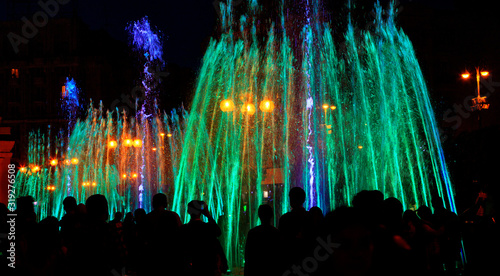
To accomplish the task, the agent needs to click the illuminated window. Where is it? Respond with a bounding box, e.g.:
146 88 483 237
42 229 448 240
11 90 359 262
11 69 19 79
62 85 66 98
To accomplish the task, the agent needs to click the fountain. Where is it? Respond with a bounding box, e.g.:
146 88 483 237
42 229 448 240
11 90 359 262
16 0 457 270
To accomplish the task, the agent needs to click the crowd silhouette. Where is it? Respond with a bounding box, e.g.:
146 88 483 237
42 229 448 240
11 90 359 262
1 187 467 276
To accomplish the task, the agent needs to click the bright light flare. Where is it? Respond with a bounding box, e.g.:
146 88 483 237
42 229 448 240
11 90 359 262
133 139 142 148
132 173 138 179
220 99 236 112
259 100 275 112
331 105 337 110
481 71 489 77
322 104 329 109
124 139 133 147
108 140 118 148
461 73 470 79
122 174 127 179
50 159 58 166
71 158 79 165
20 167 27 173
241 103 256 115
32 166 40 173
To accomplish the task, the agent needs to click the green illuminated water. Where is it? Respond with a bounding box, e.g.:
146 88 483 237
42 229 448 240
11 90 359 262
16 1 456 270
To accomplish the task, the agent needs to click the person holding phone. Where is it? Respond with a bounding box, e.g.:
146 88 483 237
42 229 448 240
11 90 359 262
181 200 227 275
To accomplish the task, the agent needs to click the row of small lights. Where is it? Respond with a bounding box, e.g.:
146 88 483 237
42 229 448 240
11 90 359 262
20 134 173 172
19 157 79 173
220 99 275 115
108 134 172 149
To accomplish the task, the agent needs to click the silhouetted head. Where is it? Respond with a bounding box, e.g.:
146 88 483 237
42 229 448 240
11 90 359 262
258 204 273 225
403 210 419 224
417 205 432 221
17 196 35 215
39 216 59 234
309 206 324 219
86 194 109 222
124 212 134 224
76 203 87 215
383 197 403 218
134 208 146 223
63 196 77 213
113 211 123 222
187 200 203 218
352 190 384 210
152 193 168 210
289 187 306 209
431 197 444 210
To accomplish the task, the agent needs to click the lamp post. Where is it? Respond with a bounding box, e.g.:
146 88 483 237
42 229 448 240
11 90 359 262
461 67 490 111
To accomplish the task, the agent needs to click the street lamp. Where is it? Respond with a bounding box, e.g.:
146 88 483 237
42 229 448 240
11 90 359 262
241 103 256 116
220 99 236 112
462 67 490 111
259 100 275 112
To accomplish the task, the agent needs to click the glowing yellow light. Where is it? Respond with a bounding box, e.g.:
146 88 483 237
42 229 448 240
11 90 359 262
220 99 235 112
152 147 157 151
358 145 363 149
322 104 329 109
259 100 275 112
20 167 27 173
50 159 58 166
481 71 489 77
124 139 133 147
92 182 96 187
132 173 138 179
241 103 256 115
32 166 40 173
71 158 79 165
108 140 117 148
64 159 71 165
330 105 337 110
167 133 172 137
133 139 142 148
47 186 55 190
461 73 470 79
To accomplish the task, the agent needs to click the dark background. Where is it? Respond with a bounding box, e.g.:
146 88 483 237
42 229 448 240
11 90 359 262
1 0 499 215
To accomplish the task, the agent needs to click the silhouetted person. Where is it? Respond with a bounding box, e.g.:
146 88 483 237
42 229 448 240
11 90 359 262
324 206 374 276
245 204 282 276
431 197 460 276
142 193 182 275
60 196 78 251
15 196 37 274
71 194 124 276
352 190 384 225
376 197 413 276
28 216 65 275
111 211 123 224
279 187 308 270
417 205 443 274
181 200 225 276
